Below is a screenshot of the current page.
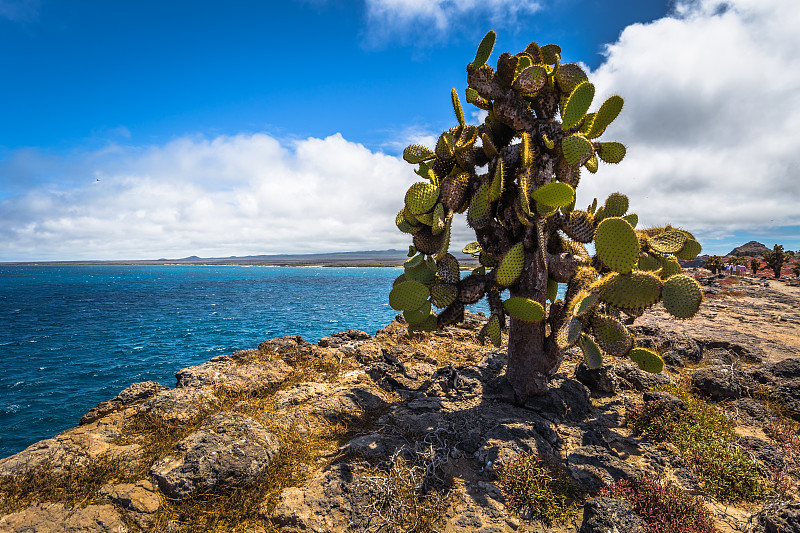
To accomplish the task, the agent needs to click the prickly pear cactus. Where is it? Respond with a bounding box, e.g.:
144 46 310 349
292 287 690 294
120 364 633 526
390 31 703 402
762 245 785 278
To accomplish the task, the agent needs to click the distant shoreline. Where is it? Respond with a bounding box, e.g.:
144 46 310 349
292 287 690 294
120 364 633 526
0 249 480 268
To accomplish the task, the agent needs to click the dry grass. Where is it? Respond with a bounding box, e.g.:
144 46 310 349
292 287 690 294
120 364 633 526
0 454 137 515
0 341 389 531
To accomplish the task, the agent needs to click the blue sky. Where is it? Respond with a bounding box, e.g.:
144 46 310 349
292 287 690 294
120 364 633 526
1 0 798 260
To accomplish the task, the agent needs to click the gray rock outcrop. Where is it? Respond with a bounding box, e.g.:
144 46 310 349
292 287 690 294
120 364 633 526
150 412 280 498
580 497 646 533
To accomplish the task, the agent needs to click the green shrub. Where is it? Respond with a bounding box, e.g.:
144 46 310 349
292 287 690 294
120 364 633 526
600 475 718 533
494 451 581 524
626 388 763 501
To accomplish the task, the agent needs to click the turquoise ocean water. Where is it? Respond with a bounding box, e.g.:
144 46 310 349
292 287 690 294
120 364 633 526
0 264 495 458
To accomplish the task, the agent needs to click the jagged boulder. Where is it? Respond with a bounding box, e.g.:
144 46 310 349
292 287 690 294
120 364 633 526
150 412 280 498
567 445 643 492
761 502 800 533
175 355 292 393
81 380 169 425
580 497 646 533
138 387 220 424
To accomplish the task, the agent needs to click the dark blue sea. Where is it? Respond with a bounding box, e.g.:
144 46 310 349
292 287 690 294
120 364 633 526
0 264 496 459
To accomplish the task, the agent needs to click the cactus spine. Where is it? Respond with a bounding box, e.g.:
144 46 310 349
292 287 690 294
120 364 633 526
392 31 703 402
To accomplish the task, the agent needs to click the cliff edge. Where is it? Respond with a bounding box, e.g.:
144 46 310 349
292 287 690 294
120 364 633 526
1 272 799 533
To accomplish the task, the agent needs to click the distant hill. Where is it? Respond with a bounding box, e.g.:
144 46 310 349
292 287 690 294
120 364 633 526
726 241 769 257
6 250 480 267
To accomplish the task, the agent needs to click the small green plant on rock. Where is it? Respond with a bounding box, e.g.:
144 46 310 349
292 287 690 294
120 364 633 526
495 451 581 524
626 388 764 501
389 30 704 403
599 475 718 533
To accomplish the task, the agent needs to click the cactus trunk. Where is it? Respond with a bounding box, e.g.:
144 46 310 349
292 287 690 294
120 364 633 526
505 253 561 401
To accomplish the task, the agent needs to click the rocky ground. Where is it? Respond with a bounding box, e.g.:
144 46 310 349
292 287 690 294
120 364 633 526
1 273 799 533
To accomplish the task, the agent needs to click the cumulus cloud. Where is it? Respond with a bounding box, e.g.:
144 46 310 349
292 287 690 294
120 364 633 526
580 0 800 242
363 0 541 46
0 134 426 261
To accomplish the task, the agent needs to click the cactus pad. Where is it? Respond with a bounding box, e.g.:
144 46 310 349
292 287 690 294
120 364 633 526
597 142 626 164
436 253 461 284
563 210 595 243
440 172 470 212
584 154 599 173
503 297 545 322
432 202 446 235
648 230 687 254
604 193 629 218
628 348 664 373
456 125 478 152
412 227 444 255
571 291 599 317
467 181 493 229
462 242 481 256
561 81 595 131
496 242 525 287
532 182 575 208
540 44 561 65
430 283 458 308
555 63 588 96
409 313 438 333
403 145 436 164
659 255 682 279
547 278 559 302
637 253 662 272
433 217 452 260
622 213 638 228
404 257 437 283
483 315 501 347
586 95 624 139
591 314 633 357
396 209 422 234
472 30 496 68
662 274 702 319
481 132 498 157
578 333 604 369
675 238 702 260
451 88 465 126
466 87 492 110
594 271 662 310
513 65 548 94
405 182 440 215
389 280 430 311
520 132 534 167
561 135 594 166
594 217 640 274
557 317 583 350
489 160 504 203
403 301 432 325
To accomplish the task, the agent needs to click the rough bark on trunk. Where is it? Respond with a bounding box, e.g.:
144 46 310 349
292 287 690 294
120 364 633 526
505 252 563 403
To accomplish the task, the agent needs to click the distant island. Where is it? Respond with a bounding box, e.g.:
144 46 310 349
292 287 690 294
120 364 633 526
2 249 480 268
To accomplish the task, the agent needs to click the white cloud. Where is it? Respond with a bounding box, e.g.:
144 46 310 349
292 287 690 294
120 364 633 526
363 0 541 46
0 134 427 261
580 0 800 243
